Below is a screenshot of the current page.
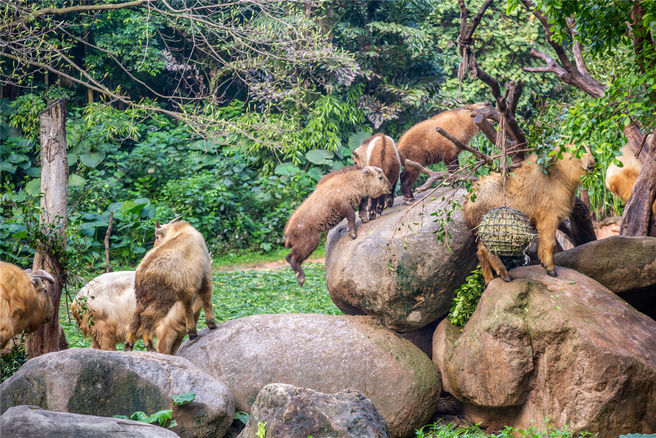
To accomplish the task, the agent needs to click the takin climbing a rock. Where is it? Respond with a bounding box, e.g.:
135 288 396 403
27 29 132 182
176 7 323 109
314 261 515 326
352 133 401 221
0 261 55 350
124 218 217 352
72 271 205 354
463 145 596 283
397 102 488 200
284 165 391 286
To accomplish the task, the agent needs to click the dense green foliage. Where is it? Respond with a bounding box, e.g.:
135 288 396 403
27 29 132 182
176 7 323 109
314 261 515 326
0 335 28 383
448 266 486 327
416 421 595 438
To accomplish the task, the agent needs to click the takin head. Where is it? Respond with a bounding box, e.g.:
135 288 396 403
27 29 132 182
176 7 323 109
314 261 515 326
362 166 392 198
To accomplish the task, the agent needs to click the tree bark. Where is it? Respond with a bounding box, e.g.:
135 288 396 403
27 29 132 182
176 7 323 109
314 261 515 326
26 98 69 358
620 132 656 236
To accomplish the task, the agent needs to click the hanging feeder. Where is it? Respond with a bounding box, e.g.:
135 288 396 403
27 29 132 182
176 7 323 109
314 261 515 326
477 206 537 257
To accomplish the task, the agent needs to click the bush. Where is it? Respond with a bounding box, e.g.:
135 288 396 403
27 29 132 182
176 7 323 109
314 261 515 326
0 335 28 383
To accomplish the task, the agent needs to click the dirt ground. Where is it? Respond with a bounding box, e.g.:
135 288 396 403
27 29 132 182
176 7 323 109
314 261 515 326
214 257 326 273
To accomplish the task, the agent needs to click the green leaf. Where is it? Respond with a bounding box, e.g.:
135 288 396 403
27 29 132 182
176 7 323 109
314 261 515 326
171 393 196 406
147 409 173 426
25 178 41 196
306 149 334 165
79 151 106 168
69 174 86 188
347 130 372 151
234 411 250 425
274 162 299 176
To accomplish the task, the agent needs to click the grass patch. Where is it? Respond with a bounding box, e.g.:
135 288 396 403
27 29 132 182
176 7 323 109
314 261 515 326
213 241 326 268
59 261 336 350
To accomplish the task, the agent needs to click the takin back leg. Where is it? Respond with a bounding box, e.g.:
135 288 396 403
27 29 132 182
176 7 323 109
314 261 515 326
199 274 217 329
124 308 143 351
182 298 198 340
286 232 321 286
139 305 165 351
477 242 512 284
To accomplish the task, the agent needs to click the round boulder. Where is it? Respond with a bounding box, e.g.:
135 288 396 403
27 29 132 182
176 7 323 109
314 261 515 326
433 266 656 437
176 313 440 438
554 235 656 319
0 349 234 438
325 188 478 332
237 384 388 438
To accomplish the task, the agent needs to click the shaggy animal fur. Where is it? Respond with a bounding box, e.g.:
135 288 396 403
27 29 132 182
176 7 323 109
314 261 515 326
605 141 656 216
463 146 596 283
398 103 488 199
124 219 217 352
0 261 54 349
284 166 391 285
72 271 203 354
352 133 401 221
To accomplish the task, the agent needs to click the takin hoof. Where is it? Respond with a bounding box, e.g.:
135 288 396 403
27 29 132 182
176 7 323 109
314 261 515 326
123 341 134 351
403 197 416 205
207 319 218 330
187 330 198 341
547 269 558 277
501 274 513 282
296 273 305 286
359 213 370 224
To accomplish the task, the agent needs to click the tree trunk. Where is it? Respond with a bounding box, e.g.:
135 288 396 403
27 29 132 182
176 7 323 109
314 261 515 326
620 133 656 236
26 98 69 358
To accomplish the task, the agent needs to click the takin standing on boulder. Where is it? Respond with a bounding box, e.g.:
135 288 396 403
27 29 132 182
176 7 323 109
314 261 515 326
397 102 488 200
72 271 205 354
463 145 596 283
124 218 217 352
0 261 55 350
284 165 392 286
352 133 401 222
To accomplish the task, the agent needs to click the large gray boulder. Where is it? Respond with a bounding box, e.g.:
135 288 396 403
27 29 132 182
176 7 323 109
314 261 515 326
0 349 234 438
433 266 656 437
237 384 388 438
554 235 656 319
0 405 180 438
325 189 478 332
176 313 440 438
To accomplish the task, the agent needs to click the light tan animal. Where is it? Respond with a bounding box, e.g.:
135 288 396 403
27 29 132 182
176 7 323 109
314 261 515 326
398 103 488 199
0 261 55 349
72 271 204 354
124 218 217 352
463 145 596 283
284 165 392 285
605 140 656 215
352 133 401 221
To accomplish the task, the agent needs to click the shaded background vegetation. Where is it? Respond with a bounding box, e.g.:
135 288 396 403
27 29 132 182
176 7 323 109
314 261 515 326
2 0 654 276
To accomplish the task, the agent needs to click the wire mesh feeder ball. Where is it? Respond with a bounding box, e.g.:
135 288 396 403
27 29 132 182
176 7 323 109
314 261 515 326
477 207 537 257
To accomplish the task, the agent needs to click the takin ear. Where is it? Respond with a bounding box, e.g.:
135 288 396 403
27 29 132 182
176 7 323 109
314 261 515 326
361 166 372 175
352 151 359 163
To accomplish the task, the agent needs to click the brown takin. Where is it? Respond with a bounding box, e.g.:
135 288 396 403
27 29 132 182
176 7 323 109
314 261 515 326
352 133 401 221
463 145 596 283
605 139 656 216
72 271 204 354
285 165 391 285
124 218 217 352
398 102 488 200
0 261 55 350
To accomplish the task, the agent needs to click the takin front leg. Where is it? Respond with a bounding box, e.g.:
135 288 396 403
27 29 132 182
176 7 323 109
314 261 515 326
477 242 512 284
536 219 559 277
384 181 397 209
343 204 358 239
400 167 419 201
358 197 370 223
